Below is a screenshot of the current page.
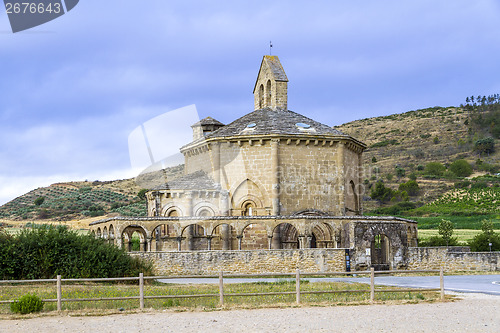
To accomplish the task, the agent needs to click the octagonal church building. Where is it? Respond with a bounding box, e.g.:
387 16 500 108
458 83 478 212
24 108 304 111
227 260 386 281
91 56 418 272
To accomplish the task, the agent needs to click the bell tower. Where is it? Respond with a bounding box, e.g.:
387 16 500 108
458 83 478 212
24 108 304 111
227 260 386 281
253 55 288 110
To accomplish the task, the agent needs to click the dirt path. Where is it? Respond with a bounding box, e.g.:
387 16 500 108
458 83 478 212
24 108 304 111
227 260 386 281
0 293 498 333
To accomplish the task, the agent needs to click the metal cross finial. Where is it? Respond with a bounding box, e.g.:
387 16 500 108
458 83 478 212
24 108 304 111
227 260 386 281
270 41 273 55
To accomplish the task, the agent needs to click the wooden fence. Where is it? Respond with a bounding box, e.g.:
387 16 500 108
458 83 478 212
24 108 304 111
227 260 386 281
0 268 445 311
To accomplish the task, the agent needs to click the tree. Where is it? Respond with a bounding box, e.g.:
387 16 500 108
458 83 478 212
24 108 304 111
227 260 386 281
34 196 45 206
468 220 500 251
424 162 445 177
438 219 454 247
137 189 149 200
398 180 419 196
371 156 377 163
474 137 495 155
370 182 394 202
395 166 405 179
449 159 473 177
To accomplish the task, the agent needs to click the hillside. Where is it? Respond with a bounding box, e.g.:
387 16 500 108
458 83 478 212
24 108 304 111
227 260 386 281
337 105 499 211
1 102 499 227
0 165 184 222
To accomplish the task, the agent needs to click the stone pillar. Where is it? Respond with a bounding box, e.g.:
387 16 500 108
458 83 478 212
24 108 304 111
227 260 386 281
207 236 213 250
297 236 304 249
268 235 273 250
187 226 195 251
220 191 230 216
305 236 312 249
336 142 345 215
176 237 182 251
237 235 243 250
271 139 280 216
221 224 230 250
212 142 221 184
272 226 281 249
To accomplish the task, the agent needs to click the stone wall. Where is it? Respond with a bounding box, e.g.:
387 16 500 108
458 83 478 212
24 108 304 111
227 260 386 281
132 248 348 275
408 247 499 271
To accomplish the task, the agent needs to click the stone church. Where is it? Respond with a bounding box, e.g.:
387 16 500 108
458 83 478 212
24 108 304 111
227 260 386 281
91 56 418 271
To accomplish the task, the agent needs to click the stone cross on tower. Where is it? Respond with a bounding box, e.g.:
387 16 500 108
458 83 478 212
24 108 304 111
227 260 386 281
253 55 289 110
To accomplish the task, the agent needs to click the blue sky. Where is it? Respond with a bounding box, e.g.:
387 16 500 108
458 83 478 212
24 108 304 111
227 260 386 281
1 0 500 205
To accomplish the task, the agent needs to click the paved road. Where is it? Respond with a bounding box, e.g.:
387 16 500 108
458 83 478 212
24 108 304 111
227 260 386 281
158 274 500 295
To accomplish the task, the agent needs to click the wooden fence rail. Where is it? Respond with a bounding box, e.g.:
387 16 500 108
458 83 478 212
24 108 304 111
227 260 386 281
0 268 445 311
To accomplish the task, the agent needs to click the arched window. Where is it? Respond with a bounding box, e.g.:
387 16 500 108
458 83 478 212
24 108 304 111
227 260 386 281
259 84 264 108
266 80 272 106
168 209 179 217
242 201 255 216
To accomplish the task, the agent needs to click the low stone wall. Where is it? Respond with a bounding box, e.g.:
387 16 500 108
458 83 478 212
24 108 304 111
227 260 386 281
408 247 499 271
132 249 347 275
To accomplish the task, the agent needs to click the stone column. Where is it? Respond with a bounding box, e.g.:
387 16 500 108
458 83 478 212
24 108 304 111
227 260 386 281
207 236 213 250
268 235 273 250
221 224 230 250
272 226 281 249
220 191 230 216
271 139 280 216
237 235 243 250
176 237 182 251
185 192 194 250
336 142 345 215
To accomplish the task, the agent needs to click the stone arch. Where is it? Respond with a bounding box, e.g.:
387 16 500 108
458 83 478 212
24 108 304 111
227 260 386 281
210 223 236 250
193 202 218 217
241 222 268 250
231 178 267 215
96 227 102 238
162 204 183 217
292 209 328 216
181 223 207 251
371 234 390 270
311 222 334 248
266 79 272 106
271 223 298 249
151 222 179 251
259 84 264 108
103 226 108 240
121 225 148 252
108 225 115 239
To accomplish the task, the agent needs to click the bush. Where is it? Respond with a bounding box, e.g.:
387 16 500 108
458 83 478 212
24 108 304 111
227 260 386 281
0 225 153 280
424 162 445 177
10 294 44 314
419 236 459 247
370 182 394 202
475 137 495 155
399 180 420 196
34 197 45 206
468 221 500 251
449 159 473 177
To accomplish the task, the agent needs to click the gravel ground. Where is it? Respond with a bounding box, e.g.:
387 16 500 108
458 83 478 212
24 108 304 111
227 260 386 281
0 293 498 333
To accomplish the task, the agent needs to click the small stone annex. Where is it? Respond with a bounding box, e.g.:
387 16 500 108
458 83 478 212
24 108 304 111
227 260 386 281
91 55 418 271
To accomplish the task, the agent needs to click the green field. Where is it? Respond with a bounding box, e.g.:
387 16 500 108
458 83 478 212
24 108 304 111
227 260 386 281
417 229 500 244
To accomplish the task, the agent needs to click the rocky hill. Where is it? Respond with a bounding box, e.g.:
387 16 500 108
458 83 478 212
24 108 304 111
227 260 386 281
1 104 498 225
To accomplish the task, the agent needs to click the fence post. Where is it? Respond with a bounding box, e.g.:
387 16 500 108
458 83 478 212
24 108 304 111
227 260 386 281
440 267 444 301
56 275 62 312
219 271 224 307
296 269 301 304
370 267 375 302
139 273 144 310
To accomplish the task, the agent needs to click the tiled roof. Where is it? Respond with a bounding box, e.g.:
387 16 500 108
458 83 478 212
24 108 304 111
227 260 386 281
191 116 225 127
205 108 346 138
153 170 220 191
264 55 288 81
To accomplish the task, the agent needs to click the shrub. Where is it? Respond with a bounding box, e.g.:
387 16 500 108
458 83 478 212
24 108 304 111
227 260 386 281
34 197 45 206
438 219 454 246
449 159 473 177
371 156 377 163
0 225 153 279
10 294 44 314
471 181 488 189
419 236 458 247
454 180 471 189
370 182 394 202
468 220 500 251
424 162 445 177
474 137 495 155
399 180 420 196
386 173 393 181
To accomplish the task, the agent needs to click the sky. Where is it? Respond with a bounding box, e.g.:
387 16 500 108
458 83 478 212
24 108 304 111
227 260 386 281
1 0 500 205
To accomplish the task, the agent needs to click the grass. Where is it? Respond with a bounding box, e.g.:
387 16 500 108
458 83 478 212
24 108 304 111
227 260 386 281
411 215 500 229
0 280 441 315
417 229 500 244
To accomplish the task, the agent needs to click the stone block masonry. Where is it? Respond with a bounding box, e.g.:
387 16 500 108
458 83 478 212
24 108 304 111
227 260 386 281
408 247 499 271
132 248 347 275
